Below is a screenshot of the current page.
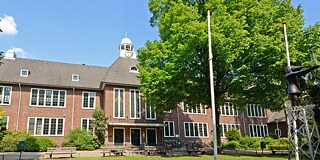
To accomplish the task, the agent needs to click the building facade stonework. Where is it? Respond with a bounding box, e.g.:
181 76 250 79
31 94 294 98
0 38 285 146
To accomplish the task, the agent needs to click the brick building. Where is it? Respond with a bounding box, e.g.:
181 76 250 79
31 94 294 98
0 37 286 146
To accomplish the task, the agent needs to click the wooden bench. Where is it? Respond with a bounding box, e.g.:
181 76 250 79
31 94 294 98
101 147 126 157
144 146 160 156
46 147 76 159
128 146 145 156
186 147 199 155
270 146 289 155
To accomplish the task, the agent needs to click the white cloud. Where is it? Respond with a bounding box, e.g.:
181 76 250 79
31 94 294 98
9 48 29 58
0 15 18 35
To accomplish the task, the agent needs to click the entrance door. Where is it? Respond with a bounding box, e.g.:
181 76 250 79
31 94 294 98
131 129 141 146
114 128 124 146
146 129 157 146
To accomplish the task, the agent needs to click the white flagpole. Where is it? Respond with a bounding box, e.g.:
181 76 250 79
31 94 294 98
207 9 218 160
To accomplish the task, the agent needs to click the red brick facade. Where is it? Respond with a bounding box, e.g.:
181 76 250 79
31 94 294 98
0 82 283 147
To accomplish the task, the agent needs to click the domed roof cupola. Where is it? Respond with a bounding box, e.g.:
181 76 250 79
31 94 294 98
119 37 136 59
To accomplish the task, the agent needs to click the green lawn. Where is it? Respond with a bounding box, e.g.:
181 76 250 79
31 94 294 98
41 155 288 160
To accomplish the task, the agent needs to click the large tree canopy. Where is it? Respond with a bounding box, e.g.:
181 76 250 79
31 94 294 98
138 0 320 113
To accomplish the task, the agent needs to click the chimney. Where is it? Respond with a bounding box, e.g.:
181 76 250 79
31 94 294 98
4 50 16 60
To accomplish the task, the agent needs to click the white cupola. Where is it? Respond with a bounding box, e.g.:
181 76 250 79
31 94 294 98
4 50 16 60
119 37 136 59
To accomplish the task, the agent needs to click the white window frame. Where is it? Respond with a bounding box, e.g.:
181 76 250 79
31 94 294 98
220 102 238 116
249 124 268 137
0 86 12 105
29 88 66 108
82 92 96 109
247 104 266 118
130 128 141 145
113 127 125 146
27 117 65 136
130 89 141 119
129 66 139 73
221 124 240 138
113 88 125 119
145 103 156 120
164 121 175 137
164 110 172 113
72 74 79 81
183 103 206 115
81 118 94 132
20 69 29 77
184 122 209 138
146 128 157 145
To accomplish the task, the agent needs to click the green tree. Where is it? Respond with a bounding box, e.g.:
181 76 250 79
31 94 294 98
138 0 319 146
92 108 107 146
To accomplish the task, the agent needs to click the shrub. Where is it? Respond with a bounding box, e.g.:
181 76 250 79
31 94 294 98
0 131 30 152
223 141 240 150
62 129 98 150
239 136 261 150
226 128 241 142
25 137 55 152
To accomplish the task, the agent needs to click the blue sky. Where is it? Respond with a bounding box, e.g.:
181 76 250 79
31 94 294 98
0 0 319 67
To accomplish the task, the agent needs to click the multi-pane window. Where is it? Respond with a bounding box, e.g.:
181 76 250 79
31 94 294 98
0 86 12 105
130 89 140 119
221 124 240 137
28 117 64 136
184 122 208 138
247 104 266 117
114 88 125 118
249 124 268 137
82 92 96 109
146 103 156 120
164 121 175 137
220 102 238 116
184 122 208 137
30 88 66 107
81 118 94 132
183 103 206 114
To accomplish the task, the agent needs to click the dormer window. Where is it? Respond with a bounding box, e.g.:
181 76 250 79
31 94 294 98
20 69 29 77
72 74 79 81
129 66 139 73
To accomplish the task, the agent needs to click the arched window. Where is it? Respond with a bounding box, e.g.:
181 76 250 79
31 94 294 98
129 66 139 73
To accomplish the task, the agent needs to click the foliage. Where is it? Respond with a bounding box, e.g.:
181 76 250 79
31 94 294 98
25 136 55 152
0 107 8 141
223 141 240 150
62 129 98 150
261 137 277 145
0 131 30 151
226 128 241 141
139 0 314 113
239 136 260 150
92 108 107 146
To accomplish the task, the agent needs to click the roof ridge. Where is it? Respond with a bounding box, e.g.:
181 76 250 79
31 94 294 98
15 58 108 68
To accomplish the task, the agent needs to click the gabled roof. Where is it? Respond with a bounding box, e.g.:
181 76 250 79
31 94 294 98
102 57 139 86
267 110 286 123
0 58 108 89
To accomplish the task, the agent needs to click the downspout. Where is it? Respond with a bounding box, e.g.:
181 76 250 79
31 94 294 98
16 83 22 131
71 88 75 129
176 106 180 139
